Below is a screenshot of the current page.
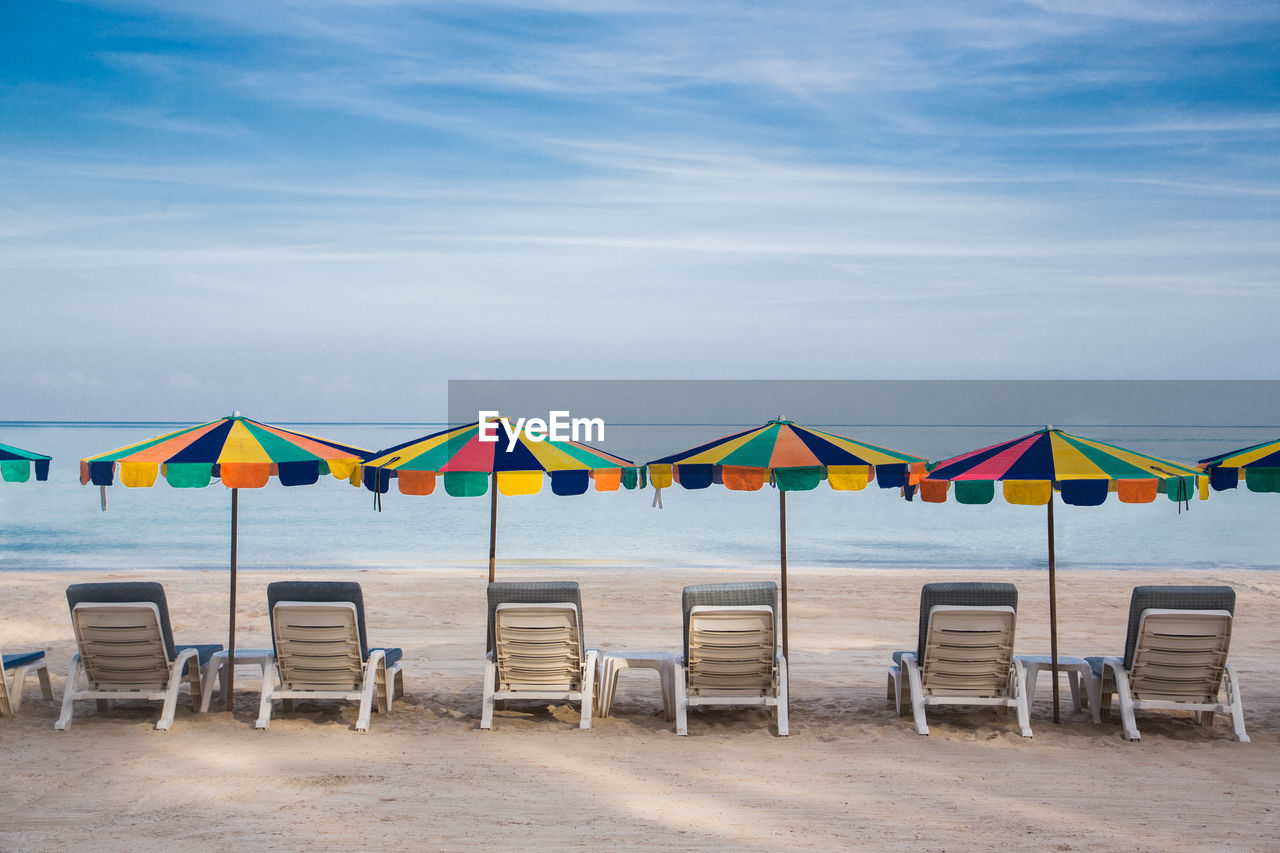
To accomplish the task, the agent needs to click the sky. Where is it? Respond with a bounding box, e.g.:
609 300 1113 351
2 1 1279 421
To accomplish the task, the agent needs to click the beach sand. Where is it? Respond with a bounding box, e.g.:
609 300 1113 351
1 565 1277 851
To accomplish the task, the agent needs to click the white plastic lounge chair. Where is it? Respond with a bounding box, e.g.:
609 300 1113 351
481 581 597 730
56 582 222 731
2 647 53 715
675 582 788 737
1085 585 1248 742
256 581 404 732
886 582 1031 738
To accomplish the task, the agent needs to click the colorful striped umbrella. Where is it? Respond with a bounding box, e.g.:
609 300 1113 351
647 419 926 662
1199 438 1280 493
915 426 1207 722
81 414 368 710
0 442 51 483
361 420 642 583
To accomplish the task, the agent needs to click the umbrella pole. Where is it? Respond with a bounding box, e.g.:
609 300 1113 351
226 487 238 713
488 474 497 584
1048 493 1060 724
779 490 789 666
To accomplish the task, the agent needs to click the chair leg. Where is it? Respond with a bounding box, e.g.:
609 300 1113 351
356 653 384 732
1106 662 1141 741
1012 659 1033 738
199 655 223 713
38 663 53 701
157 650 198 731
254 662 276 730
1067 671 1082 713
903 656 929 736
480 656 496 730
775 656 789 737
187 659 204 712
7 665 28 712
1083 669 1102 724
1022 662 1040 712
579 650 598 730
1223 665 1250 743
660 658 676 722
55 655 83 731
375 663 389 714
675 666 688 736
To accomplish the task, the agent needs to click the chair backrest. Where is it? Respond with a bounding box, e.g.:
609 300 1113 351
1128 608 1232 703
271 600 365 691
70 602 174 689
915 582 1017 663
493 603 585 692
66 582 177 660
686 604 776 696
268 581 368 659
681 582 777 661
920 605 1017 697
1122 585 1235 670
487 582 583 653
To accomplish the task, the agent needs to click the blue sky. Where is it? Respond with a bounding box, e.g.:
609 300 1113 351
2 1 1278 420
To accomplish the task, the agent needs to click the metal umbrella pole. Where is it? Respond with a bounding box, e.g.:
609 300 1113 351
226 487 239 712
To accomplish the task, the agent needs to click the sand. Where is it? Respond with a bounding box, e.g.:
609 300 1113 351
1 565 1277 851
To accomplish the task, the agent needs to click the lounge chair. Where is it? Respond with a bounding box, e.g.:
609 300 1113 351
481 581 597 730
2 647 53 715
886 582 1031 737
256 581 404 732
56 582 222 731
1085 585 1248 742
675 581 788 736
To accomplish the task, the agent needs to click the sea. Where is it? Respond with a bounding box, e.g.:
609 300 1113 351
0 423 1275 574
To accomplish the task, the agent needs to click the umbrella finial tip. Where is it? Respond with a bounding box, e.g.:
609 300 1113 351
233 410 241 418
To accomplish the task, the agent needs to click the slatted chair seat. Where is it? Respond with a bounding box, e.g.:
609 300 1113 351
256 581 405 732
1085 586 1248 742
675 582 788 736
56 582 222 731
481 582 597 730
886 582 1031 738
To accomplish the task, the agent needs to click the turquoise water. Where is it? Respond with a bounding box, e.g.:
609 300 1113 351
0 423 1275 573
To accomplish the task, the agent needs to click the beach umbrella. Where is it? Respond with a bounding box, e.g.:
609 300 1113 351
0 442 50 483
361 420 642 584
1199 438 1280 493
914 426 1207 723
81 414 368 710
646 419 926 663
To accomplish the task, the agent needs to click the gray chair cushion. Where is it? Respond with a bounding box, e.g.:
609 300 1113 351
267 581 368 659
681 581 778 660
486 581 583 652
1122 585 1235 670
67 582 178 660
915 582 1018 662
175 644 223 669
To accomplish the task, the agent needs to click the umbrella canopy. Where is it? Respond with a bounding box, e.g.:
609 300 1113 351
647 419 926 663
81 415 365 490
915 426 1207 722
1199 438 1280 493
361 419 642 582
81 414 368 711
0 442 51 483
